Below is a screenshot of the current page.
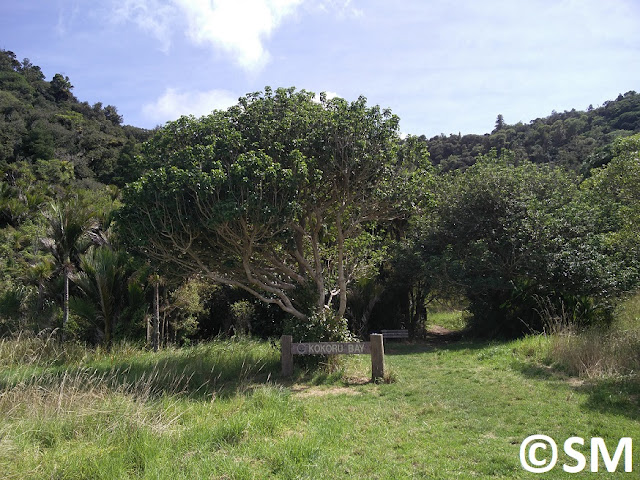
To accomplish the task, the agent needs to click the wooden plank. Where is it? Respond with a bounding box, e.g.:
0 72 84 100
292 342 371 355
381 329 409 338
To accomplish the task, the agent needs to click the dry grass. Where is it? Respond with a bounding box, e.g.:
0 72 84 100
549 329 640 378
543 292 640 379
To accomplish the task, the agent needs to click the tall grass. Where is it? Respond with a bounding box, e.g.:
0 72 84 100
518 292 640 379
549 328 640 378
0 335 281 419
0 336 299 479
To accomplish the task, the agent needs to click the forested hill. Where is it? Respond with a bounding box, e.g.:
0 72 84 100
423 91 640 171
0 49 150 191
2 46 638 184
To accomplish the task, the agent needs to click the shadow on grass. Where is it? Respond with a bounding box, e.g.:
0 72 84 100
381 332 495 356
394 330 640 422
512 360 640 420
575 377 640 420
0 338 383 402
0 341 287 401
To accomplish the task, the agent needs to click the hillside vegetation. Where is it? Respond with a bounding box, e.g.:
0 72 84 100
0 46 639 479
0 47 638 346
424 91 640 171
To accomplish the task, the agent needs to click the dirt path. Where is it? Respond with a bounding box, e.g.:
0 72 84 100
424 324 465 344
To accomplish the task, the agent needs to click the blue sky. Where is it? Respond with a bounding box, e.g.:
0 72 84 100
2 0 639 137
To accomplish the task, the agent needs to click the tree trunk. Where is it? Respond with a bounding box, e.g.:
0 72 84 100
62 266 70 342
359 289 383 337
336 211 347 319
153 282 160 351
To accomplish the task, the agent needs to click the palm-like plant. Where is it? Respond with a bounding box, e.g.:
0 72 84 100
72 246 130 348
26 259 54 312
41 198 97 340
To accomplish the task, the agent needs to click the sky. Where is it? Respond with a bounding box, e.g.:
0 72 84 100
1 0 639 137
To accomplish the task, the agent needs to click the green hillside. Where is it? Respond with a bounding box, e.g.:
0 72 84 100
424 91 640 171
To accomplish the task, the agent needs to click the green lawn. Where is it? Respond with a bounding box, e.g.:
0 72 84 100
0 336 638 479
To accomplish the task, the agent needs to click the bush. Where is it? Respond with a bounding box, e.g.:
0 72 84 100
282 311 356 370
230 300 255 336
418 151 639 337
283 311 354 343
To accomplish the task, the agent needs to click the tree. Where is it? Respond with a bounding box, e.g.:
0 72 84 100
71 246 130 348
583 133 640 285
104 105 123 126
418 150 637 336
41 198 97 339
49 73 74 102
119 87 431 325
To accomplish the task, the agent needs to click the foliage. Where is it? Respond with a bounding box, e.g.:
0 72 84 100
71 246 133 347
418 150 639 336
0 49 151 342
165 277 211 343
583 133 640 271
230 300 255 336
119 87 432 325
283 310 354 343
41 197 100 338
425 91 640 171
0 49 150 186
1 45 639 347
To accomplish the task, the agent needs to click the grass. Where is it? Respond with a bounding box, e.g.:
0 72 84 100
512 292 640 379
1 329 639 478
427 309 470 331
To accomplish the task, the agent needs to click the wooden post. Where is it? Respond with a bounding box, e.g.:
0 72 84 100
370 333 384 381
281 335 293 377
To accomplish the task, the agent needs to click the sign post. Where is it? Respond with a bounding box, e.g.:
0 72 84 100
281 334 385 381
370 333 384 380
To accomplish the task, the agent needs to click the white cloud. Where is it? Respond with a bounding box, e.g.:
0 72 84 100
112 0 177 53
113 0 305 70
313 91 341 103
143 87 239 124
175 0 303 71
314 0 363 19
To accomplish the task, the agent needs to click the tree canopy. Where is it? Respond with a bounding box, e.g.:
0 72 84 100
119 87 432 322
414 147 640 336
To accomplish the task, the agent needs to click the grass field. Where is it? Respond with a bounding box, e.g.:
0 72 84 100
1 328 638 479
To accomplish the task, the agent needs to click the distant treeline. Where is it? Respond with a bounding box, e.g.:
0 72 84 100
422 91 640 171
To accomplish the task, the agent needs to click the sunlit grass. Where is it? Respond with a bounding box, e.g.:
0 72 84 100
427 309 470 331
1 323 639 478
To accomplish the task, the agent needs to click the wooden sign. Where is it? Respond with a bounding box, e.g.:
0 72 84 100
292 342 371 355
281 334 384 380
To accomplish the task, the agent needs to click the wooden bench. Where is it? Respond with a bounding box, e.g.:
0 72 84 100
381 329 409 339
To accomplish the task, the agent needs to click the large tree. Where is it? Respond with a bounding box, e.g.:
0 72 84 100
119 87 430 322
